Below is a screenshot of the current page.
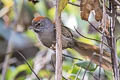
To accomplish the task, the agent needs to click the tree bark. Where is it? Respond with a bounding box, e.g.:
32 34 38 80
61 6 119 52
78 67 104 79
55 0 62 80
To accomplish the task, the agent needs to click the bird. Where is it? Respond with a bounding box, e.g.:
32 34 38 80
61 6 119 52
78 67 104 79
30 16 112 70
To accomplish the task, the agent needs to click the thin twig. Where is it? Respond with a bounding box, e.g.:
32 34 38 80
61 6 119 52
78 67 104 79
109 1 120 80
74 26 112 49
1 30 14 80
99 0 106 79
63 54 82 61
88 21 111 38
1 53 12 80
88 21 103 34
62 76 69 80
88 71 99 80
68 2 80 7
114 0 120 6
16 51 41 80
99 29 104 80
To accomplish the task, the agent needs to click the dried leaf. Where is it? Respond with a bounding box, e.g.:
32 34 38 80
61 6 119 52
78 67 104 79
94 0 102 21
80 0 102 21
95 8 102 21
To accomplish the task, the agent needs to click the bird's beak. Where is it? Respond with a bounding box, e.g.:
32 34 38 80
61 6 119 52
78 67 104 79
33 28 40 33
28 25 40 33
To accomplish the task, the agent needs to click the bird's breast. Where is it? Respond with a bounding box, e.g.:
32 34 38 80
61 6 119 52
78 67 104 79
38 31 56 48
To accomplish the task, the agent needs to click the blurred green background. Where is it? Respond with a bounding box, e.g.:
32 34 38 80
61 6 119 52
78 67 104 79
0 0 119 80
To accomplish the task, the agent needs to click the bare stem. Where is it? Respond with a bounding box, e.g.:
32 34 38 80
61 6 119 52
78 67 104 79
109 1 119 80
55 0 62 80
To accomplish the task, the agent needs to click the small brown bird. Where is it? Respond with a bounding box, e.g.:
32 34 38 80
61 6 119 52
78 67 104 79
30 16 112 70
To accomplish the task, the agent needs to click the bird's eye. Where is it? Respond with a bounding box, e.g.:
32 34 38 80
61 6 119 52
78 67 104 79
36 22 44 27
37 23 41 26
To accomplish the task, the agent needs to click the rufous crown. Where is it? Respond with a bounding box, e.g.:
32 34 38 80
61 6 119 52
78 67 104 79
32 16 45 22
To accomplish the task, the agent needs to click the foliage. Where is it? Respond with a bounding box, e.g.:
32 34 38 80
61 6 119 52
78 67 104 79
0 0 119 80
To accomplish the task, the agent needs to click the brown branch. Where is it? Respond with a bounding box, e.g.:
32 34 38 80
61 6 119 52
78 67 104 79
109 1 119 80
55 0 63 80
98 0 107 79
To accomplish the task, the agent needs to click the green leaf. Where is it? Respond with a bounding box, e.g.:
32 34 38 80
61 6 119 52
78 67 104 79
104 70 113 80
58 0 68 15
68 65 80 74
70 0 77 2
63 61 73 72
6 68 13 80
68 65 80 79
6 64 29 80
75 61 96 71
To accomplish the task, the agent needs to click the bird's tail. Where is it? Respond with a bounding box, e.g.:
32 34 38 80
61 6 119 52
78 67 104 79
72 39 112 70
